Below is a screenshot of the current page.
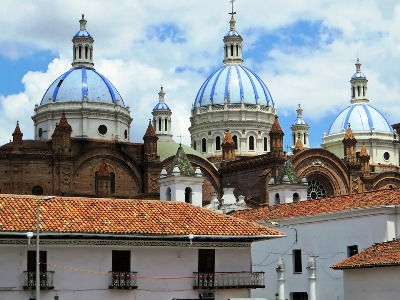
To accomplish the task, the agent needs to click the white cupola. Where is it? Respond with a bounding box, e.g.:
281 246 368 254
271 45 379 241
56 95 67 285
152 86 173 141
291 103 310 151
72 14 94 68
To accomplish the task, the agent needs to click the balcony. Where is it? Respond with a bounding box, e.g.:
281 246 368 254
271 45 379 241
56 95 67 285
23 271 55 289
109 271 138 289
193 272 265 289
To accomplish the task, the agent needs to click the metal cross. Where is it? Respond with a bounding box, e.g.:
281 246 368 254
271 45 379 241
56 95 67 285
177 134 183 147
229 0 236 16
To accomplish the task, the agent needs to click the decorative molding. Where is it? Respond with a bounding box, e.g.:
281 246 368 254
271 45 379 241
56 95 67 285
0 239 251 248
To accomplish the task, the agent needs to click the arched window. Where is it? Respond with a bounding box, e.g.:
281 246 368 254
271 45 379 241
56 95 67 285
304 134 307 145
230 44 234 56
202 138 207 153
79 46 82 59
249 136 255 151
90 48 93 59
352 86 355 97
362 86 365 96
193 141 197 150
166 187 171 201
232 135 238 149
274 193 280 205
225 46 228 58
236 45 239 56
264 137 268 151
293 133 296 146
357 86 361 96
32 185 43 196
293 193 300 202
85 46 88 59
216 136 221 151
74 47 76 59
185 187 192 203
158 118 162 132
165 119 168 131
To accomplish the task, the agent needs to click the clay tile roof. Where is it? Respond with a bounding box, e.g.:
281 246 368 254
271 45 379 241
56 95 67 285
294 138 304 151
271 116 283 133
12 121 22 136
0 195 283 238
58 113 70 128
344 124 355 140
232 188 400 222
144 120 156 137
332 239 400 269
98 162 110 176
223 129 234 144
359 143 369 157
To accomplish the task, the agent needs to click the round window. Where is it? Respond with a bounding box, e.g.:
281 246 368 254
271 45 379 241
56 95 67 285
383 152 390 161
98 125 107 135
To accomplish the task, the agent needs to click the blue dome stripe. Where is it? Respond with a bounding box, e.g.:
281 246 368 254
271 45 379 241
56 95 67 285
234 65 244 100
210 66 226 103
344 105 356 130
82 67 88 98
92 69 116 103
197 70 217 107
241 66 258 102
224 66 231 101
361 104 374 131
244 67 274 107
52 69 74 101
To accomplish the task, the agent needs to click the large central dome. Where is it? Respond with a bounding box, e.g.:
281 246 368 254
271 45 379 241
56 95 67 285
189 9 277 158
194 65 274 108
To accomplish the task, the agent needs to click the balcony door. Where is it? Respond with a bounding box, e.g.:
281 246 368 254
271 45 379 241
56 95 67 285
27 251 47 273
198 249 215 273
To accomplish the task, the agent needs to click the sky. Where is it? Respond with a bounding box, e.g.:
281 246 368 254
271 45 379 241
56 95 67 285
1 0 400 149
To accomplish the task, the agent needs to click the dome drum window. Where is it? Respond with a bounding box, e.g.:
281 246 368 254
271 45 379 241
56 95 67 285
383 152 390 161
98 125 107 135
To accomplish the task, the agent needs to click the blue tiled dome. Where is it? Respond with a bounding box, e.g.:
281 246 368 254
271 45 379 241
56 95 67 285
40 67 124 105
351 72 366 79
328 104 392 134
293 118 307 126
153 102 170 110
74 30 91 37
194 65 274 108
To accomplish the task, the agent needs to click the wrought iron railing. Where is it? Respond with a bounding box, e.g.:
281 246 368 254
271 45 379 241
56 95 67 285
193 272 265 289
109 271 138 289
23 271 55 289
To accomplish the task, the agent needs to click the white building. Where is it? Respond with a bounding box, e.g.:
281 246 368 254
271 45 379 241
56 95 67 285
0 194 283 300
232 188 400 300
332 239 400 300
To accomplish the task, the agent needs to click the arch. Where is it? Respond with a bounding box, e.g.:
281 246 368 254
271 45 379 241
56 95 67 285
185 187 192 203
232 135 238 149
166 187 171 200
158 118 162 132
293 133 296 146
230 44 234 56
249 136 255 151
293 192 300 202
292 148 350 197
79 45 82 59
372 172 400 190
236 45 239 56
165 118 168 131
274 193 280 205
263 137 268 151
85 45 88 59
216 136 221 151
202 138 207 153
32 185 43 196
193 140 197 150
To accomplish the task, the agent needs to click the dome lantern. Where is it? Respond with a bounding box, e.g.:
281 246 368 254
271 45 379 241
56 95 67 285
350 57 368 104
72 14 94 68
223 1 243 65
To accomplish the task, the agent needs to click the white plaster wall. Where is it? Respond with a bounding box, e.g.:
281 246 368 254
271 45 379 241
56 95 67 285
250 213 393 300
343 267 400 300
0 242 252 300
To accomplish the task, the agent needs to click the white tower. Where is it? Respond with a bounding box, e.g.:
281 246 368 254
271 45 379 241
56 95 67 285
291 103 310 150
152 86 173 141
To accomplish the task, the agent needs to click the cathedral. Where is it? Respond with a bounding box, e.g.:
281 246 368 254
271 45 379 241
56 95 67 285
1 11 400 206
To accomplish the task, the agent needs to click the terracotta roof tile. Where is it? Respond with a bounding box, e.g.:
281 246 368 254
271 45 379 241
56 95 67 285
332 239 400 269
0 195 283 238
232 188 400 222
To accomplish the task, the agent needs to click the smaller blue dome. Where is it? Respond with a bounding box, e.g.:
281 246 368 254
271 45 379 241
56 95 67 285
225 30 239 37
328 104 392 134
351 72 366 79
74 30 91 37
153 103 170 110
293 118 307 126
40 67 124 105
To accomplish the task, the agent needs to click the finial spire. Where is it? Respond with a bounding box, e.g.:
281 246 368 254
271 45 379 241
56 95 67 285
80 14 87 31
229 0 237 32
356 57 361 73
158 85 165 103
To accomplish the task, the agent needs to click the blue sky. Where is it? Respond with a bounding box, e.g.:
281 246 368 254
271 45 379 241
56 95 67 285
0 0 400 149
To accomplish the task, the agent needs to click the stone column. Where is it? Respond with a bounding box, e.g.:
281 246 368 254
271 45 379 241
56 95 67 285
307 256 317 300
276 257 285 300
